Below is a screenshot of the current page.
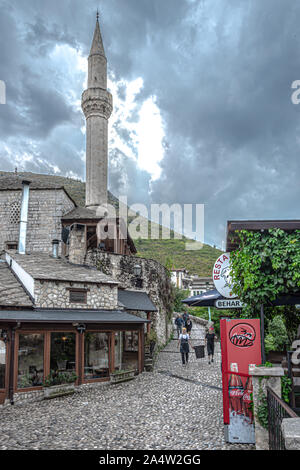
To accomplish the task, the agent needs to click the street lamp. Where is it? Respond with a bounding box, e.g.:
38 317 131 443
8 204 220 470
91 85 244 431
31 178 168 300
133 264 142 277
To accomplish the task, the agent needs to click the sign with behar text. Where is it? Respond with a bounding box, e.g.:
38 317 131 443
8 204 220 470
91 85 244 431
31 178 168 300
215 299 246 309
212 253 237 299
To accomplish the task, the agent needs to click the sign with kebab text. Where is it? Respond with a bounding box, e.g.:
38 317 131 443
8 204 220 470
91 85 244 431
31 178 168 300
212 252 237 299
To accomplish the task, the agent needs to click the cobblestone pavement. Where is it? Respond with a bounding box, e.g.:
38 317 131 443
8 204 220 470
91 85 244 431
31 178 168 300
0 336 255 450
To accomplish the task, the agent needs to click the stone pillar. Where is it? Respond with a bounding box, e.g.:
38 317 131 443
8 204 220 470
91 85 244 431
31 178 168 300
251 366 284 450
281 417 300 450
68 224 86 265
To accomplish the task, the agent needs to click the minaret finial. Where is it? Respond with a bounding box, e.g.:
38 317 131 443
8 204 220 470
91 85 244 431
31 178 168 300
96 9 99 22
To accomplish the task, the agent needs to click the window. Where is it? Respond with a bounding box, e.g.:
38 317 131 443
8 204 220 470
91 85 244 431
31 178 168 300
84 333 109 379
17 334 44 389
69 289 87 304
114 331 139 372
9 201 21 225
6 242 18 250
0 337 6 389
50 332 76 375
124 331 138 352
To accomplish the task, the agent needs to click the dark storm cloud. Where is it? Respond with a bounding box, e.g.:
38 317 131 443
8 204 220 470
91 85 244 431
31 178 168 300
0 0 299 246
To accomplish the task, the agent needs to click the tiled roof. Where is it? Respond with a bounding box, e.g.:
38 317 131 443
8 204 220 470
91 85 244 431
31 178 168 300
0 175 77 207
118 290 157 312
61 206 102 220
0 175 64 191
6 251 118 285
0 308 150 323
0 261 33 307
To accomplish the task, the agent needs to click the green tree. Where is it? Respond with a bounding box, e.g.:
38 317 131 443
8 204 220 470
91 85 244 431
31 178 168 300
230 228 300 346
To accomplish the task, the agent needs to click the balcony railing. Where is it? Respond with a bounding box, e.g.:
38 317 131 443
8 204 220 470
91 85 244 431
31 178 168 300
267 386 298 450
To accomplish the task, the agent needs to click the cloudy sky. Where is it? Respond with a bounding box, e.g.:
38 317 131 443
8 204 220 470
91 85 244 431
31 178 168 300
0 0 300 248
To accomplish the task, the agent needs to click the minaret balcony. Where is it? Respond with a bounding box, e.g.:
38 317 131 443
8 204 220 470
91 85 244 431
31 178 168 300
82 88 113 120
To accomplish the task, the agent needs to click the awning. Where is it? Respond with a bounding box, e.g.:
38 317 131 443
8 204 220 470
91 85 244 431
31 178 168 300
118 290 157 312
182 290 300 308
0 308 150 324
182 289 223 307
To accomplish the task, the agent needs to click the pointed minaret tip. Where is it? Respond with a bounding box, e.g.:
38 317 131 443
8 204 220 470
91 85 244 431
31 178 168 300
90 12 105 57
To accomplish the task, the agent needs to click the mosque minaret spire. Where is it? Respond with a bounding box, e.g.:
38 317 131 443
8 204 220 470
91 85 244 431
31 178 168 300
82 13 113 212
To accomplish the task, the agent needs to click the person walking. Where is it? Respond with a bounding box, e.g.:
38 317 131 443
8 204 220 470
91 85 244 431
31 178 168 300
186 316 193 338
182 310 189 328
174 314 184 338
178 327 192 366
205 327 216 365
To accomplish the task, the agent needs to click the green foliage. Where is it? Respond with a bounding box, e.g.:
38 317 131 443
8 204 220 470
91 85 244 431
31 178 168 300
264 334 276 354
256 390 269 429
43 370 77 387
281 376 292 404
257 361 273 368
230 228 300 308
136 235 222 277
173 288 190 312
230 228 300 346
145 328 158 345
265 316 288 352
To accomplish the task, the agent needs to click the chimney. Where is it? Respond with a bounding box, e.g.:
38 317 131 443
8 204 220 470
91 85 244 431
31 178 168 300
52 239 60 259
18 180 31 254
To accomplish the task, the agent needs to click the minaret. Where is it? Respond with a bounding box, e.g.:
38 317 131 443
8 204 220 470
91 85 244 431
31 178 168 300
82 13 113 212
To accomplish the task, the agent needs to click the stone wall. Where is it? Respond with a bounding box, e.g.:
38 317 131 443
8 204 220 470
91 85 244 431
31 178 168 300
251 365 285 450
34 279 118 310
85 250 174 345
0 189 75 254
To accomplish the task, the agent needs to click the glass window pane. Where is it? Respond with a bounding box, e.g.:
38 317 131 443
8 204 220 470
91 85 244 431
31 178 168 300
18 334 44 389
114 332 123 371
50 332 76 375
84 333 109 379
0 338 6 389
114 331 139 372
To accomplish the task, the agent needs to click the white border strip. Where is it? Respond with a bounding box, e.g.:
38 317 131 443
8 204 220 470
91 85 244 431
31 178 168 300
5 253 35 299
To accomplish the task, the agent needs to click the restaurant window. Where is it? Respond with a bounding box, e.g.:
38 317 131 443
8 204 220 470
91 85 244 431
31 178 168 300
84 333 109 379
0 337 6 389
17 334 44 389
114 331 138 372
50 332 76 376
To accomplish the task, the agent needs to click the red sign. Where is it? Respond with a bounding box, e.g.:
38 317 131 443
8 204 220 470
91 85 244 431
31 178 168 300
220 318 261 444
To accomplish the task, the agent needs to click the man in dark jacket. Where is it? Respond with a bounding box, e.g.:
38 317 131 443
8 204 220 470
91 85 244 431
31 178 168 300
182 310 189 328
175 314 184 338
186 317 193 337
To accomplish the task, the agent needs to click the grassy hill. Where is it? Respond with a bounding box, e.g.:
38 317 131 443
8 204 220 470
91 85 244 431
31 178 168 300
135 236 222 277
0 171 222 276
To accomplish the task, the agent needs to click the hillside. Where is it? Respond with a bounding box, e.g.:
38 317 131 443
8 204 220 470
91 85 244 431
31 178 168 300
0 171 222 276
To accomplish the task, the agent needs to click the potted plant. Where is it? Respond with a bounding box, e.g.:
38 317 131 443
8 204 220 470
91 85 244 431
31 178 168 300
43 370 77 399
110 368 136 384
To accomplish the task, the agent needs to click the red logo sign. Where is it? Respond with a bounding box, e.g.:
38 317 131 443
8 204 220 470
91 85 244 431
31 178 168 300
229 323 256 348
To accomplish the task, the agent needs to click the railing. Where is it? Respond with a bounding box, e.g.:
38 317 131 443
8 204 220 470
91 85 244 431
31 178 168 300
267 386 298 450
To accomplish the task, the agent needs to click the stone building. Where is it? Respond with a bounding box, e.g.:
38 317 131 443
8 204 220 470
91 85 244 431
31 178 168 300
170 269 214 297
0 15 173 405
170 269 190 290
188 276 214 297
0 176 75 254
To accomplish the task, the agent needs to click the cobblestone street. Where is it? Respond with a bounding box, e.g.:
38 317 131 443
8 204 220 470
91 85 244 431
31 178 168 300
0 337 255 450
